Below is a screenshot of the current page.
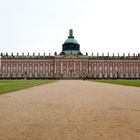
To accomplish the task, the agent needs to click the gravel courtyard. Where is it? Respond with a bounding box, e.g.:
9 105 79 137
0 80 140 140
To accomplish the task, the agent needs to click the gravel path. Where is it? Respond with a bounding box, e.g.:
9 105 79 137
0 80 140 140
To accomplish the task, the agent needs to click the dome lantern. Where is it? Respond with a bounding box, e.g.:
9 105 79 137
69 29 74 38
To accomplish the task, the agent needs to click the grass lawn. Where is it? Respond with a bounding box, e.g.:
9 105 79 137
0 80 56 95
90 80 140 87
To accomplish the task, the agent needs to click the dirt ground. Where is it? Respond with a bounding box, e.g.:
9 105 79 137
0 80 140 140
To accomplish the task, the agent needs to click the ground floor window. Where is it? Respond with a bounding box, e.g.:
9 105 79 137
63 70 66 77
99 73 102 78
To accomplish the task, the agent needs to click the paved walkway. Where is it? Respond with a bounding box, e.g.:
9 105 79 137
0 80 140 140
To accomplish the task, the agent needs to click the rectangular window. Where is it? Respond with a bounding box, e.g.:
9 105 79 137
115 66 117 72
136 63 138 73
105 66 107 72
99 66 102 72
94 66 96 72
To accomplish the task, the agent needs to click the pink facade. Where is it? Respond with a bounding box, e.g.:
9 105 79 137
0 55 140 79
0 30 140 79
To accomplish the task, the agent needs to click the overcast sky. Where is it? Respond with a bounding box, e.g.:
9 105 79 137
0 0 140 56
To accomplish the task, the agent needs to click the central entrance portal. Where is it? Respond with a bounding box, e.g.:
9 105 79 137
69 69 73 77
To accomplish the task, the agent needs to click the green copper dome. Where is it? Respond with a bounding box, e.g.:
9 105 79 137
64 38 79 44
59 29 83 55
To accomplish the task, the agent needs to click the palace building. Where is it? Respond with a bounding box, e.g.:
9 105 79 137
0 29 140 79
